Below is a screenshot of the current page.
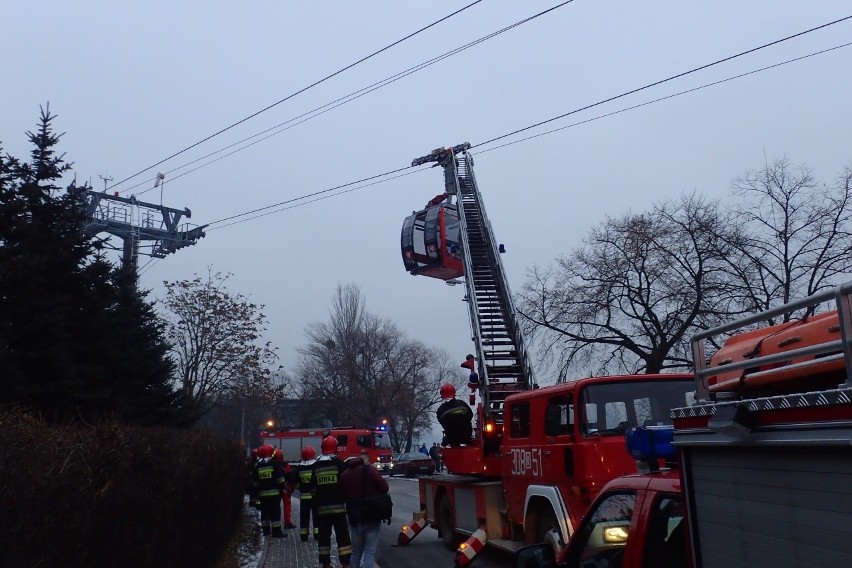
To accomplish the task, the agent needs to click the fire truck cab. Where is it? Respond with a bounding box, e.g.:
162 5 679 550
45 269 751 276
420 374 695 557
500 375 694 550
515 426 687 568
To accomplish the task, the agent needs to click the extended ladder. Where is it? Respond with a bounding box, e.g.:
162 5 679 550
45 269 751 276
413 144 536 427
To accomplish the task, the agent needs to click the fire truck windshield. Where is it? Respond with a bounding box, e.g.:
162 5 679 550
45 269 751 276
374 433 392 449
580 379 695 437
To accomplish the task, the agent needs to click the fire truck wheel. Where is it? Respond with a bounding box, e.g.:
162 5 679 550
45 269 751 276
438 495 460 551
537 508 563 554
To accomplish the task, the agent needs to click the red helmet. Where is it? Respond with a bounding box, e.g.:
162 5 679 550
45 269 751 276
250 447 260 458
273 448 283 461
257 445 275 459
321 436 338 455
440 383 456 400
301 446 317 461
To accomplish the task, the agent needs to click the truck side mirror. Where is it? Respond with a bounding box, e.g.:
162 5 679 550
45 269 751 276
515 543 557 568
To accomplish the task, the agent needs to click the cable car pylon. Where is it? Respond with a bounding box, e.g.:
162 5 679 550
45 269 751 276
70 185 207 284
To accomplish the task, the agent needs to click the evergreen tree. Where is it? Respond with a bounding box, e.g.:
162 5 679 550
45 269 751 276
0 106 181 425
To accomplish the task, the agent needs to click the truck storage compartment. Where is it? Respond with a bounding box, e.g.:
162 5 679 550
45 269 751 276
682 446 852 568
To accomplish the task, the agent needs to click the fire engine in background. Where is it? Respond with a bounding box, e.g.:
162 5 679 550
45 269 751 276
516 284 852 568
397 144 697 566
259 424 393 472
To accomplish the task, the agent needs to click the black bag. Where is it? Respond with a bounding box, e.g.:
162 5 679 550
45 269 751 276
353 465 393 524
361 492 393 523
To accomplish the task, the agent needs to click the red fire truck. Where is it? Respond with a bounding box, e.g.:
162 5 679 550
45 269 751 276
259 425 393 471
397 144 697 565
516 283 852 568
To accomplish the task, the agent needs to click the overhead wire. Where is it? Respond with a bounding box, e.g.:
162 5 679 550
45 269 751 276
199 16 852 234
475 41 852 154
206 168 429 232
472 14 852 149
137 257 158 276
107 0 486 191
205 165 427 228
123 0 577 198
204 40 852 234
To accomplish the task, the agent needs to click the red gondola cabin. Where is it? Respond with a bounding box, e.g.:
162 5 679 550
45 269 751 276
401 201 463 281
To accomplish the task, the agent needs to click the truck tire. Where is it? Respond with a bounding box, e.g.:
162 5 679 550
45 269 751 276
537 508 564 555
438 494 461 551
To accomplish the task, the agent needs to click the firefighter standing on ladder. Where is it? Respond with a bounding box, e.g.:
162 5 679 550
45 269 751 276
310 436 352 568
437 384 474 446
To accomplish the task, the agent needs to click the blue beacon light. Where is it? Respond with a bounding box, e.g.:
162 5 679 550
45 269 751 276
625 426 676 463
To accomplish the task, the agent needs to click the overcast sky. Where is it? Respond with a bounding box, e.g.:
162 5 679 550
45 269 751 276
4 1 852 394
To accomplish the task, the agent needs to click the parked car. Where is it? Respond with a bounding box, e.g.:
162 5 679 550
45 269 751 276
388 451 435 477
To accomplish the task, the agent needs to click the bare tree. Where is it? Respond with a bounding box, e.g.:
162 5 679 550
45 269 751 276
293 284 465 450
384 344 459 452
724 157 852 321
161 269 281 421
518 194 738 376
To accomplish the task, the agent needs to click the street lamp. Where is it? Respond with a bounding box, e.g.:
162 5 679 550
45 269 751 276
266 419 274 429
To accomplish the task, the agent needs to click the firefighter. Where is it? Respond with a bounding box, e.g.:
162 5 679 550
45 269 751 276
461 355 480 404
252 444 288 537
272 448 297 529
296 445 319 541
436 383 473 446
425 191 448 208
460 353 475 371
310 436 352 568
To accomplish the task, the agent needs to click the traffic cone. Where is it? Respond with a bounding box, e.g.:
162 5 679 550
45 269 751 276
397 513 428 546
455 526 487 566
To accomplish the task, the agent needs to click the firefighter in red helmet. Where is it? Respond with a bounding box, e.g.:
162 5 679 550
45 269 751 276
272 448 297 530
252 445 288 537
310 436 352 568
437 383 473 446
296 445 319 541
461 354 480 404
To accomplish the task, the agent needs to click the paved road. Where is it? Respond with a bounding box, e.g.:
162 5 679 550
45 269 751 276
377 476 513 568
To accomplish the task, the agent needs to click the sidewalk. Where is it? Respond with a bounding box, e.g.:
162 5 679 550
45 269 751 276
255 497 366 568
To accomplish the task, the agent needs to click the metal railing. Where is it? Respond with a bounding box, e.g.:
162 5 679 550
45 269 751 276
690 282 852 401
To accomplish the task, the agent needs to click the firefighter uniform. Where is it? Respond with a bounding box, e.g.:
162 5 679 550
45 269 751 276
281 472 295 529
311 454 352 567
253 452 288 537
272 451 297 529
296 458 319 541
437 397 474 445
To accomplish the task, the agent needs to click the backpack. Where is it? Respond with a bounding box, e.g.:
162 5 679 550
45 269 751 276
351 465 393 525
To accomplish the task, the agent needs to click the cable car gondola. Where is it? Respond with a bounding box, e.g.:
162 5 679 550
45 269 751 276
400 193 463 281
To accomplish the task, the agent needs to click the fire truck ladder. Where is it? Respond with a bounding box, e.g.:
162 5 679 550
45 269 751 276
422 144 537 427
